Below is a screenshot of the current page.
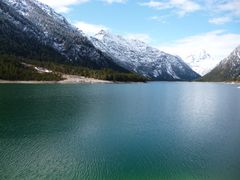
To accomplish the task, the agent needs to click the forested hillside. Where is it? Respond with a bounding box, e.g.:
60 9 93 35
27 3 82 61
0 55 147 82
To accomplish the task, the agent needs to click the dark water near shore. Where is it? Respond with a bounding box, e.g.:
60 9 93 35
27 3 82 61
0 82 240 179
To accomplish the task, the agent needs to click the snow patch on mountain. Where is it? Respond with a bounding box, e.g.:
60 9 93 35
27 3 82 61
1 0 126 71
184 50 220 76
221 45 240 65
201 45 240 81
90 30 200 81
1 0 200 80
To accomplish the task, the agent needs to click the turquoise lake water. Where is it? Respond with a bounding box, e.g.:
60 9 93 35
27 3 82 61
0 82 240 179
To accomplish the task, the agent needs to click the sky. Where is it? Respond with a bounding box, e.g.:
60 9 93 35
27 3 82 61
38 0 240 60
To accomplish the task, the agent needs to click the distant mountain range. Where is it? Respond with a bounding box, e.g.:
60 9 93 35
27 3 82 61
0 0 200 81
0 0 238 82
201 45 240 82
90 30 200 81
184 50 219 76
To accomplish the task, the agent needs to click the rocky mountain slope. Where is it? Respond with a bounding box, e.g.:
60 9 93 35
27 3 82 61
0 1 67 62
90 30 200 81
201 45 240 82
0 0 126 72
1 0 201 81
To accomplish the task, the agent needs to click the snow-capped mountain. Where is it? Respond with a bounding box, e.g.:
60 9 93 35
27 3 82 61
0 0 126 71
90 30 200 81
202 45 240 81
1 0 200 81
184 50 219 76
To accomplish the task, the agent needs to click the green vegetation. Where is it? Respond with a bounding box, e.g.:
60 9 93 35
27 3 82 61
0 14 66 64
0 11 129 72
0 54 147 82
0 11 147 82
0 55 63 81
23 59 148 82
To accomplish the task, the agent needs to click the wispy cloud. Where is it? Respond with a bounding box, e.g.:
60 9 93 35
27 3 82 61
38 0 127 13
74 21 109 35
216 0 240 17
149 15 168 23
140 0 201 16
209 17 231 25
158 30 240 60
206 0 240 25
140 0 240 24
38 0 90 13
100 0 127 4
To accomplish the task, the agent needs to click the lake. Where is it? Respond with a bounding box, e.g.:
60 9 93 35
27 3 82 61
0 82 240 180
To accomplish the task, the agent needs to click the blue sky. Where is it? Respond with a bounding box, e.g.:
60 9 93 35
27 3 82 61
39 0 240 59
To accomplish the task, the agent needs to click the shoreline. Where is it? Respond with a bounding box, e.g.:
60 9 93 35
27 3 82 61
224 81 240 85
0 78 239 85
0 75 112 84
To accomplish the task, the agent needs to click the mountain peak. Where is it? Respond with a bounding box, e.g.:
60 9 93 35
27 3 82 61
95 30 114 40
198 49 211 59
96 29 108 35
94 31 159 55
0 0 127 71
186 49 211 62
201 45 240 81
234 45 240 55
90 31 200 81
222 44 240 64
184 49 219 76
1 0 200 81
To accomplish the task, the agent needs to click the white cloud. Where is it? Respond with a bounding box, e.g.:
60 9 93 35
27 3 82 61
149 15 168 23
125 33 152 43
38 0 127 13
141 0 240 23
209 17 231 25
140 0 201 16
206 0 240 25
158 30 240 60
216 0 240 17
100 0 127 4
74 21 109 35
38 0 89 13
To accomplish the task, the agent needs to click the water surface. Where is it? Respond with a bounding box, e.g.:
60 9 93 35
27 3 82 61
0 82 240 179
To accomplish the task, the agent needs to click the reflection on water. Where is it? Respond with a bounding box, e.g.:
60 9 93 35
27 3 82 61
0 83 240 179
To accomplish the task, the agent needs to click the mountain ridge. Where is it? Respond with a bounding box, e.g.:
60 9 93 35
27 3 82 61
90 30 200 81
1 0 201 81
1 0 128 72
200 45 240 82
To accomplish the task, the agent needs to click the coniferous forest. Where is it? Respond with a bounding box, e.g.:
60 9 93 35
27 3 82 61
0 12 146 82
0 18 146 82
0 54 147 82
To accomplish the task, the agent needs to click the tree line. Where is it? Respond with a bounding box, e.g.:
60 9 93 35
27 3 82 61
0 54 147 82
